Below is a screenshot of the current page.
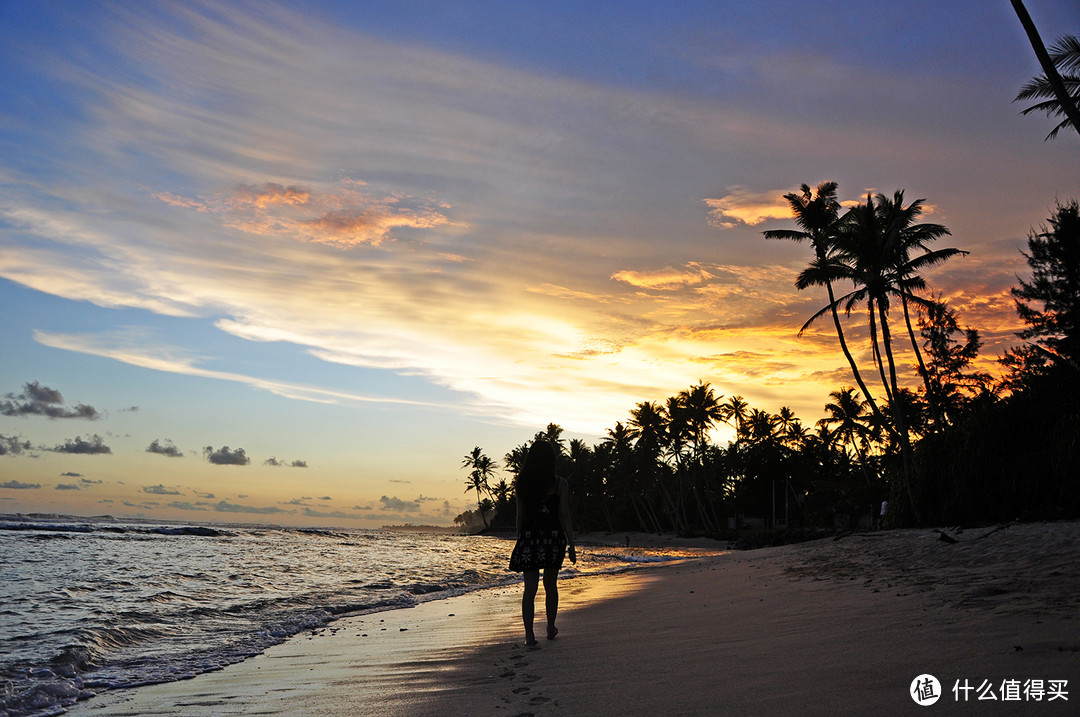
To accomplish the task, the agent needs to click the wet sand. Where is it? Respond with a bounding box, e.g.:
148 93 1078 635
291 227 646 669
73 521 1080 716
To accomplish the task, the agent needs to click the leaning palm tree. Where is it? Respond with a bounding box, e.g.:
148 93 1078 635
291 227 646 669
764 182 886 426
1015 33 1080 140
1011 0 1080 140
462 446 497 529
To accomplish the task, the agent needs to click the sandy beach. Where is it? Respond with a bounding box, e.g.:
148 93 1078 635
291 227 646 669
71 521 1080 716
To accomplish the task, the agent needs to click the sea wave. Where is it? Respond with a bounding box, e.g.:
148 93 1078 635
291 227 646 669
0 518 722 717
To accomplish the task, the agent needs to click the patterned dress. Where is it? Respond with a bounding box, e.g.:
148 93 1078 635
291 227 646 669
508 491 567 572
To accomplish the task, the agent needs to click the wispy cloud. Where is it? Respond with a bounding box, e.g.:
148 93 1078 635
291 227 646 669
0 0 1052 446
156 180 456 248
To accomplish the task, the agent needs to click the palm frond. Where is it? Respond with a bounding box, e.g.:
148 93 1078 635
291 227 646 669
1049 35 1080 73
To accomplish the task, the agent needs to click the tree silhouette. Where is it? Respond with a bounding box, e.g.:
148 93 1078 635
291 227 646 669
796 191 964 521
1011 0 1080 140
1003 200 1080 383
764 182 885 426
462 446 497 529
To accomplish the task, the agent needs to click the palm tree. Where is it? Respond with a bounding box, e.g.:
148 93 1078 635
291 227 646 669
536 423 566 455
822 387 875 483
800 191 965 522
721 394 749 443
462 446 497 529
799 191 961 407
628 401 672 533
678 382 725 458
1011 0 1080 140
746 408 778 445
764 182 884 425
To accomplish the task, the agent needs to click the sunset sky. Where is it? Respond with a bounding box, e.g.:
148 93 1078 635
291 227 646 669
1 1 1076 527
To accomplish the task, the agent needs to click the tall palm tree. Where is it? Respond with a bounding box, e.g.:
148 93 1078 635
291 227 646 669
764 182 885 425
1011 0 1080 140
462 446 497 529
799 191 964 522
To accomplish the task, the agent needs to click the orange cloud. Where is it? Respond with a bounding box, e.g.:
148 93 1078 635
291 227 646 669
157 180 453 248
703 187 793 228
229 183 311 208
611 263 714 290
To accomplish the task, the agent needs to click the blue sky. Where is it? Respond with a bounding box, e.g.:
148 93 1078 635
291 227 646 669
1 1 1076 526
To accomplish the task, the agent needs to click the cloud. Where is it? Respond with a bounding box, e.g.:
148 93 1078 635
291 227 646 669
147 439 184 458
81 477 103 484
167 501 207 511
0 434 33 456
264 457 308 468
703 188 794 229
157 180 454 249
380 495 421 512
47 434 112 454
1 480 41 489
300 506 361 519
203 446 250 466
611 263 714 291
0 1 1056 443
56 483 81 491
211 500 291 515
194 490 215 499
143 484 182 495
0 381 100 420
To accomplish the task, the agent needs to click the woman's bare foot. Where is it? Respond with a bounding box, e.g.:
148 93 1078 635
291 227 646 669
525 632 538 647
546 625 559 640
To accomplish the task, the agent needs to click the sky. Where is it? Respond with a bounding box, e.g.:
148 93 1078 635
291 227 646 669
0 1 1076 528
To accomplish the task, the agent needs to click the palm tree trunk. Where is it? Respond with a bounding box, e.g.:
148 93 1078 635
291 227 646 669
826 280 886 427
1011 0 1080 138
868 301 894 405
877 302 922 524
901 295 943 429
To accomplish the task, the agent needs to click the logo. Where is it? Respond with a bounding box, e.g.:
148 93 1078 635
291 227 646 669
912 674 942 706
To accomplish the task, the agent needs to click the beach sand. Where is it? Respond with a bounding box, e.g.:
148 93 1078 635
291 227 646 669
72 521 1080 716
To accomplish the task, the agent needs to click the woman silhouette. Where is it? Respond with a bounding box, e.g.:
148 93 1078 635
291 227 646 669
508 440 576 645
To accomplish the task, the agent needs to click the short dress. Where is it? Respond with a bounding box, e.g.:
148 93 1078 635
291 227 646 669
508 491 567 572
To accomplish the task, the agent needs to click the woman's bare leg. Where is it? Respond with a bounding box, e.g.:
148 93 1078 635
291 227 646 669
522 570 540 645
543 567 559 639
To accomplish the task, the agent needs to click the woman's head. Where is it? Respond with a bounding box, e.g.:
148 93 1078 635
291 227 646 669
516 440 557 510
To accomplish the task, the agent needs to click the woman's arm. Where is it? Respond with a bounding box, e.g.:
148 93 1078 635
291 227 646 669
515 495 524 535
558 477 576 563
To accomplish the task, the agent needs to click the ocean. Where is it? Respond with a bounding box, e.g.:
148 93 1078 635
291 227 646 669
0 515 717 717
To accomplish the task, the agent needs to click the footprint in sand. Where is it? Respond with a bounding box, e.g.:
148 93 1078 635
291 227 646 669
512 687 531 694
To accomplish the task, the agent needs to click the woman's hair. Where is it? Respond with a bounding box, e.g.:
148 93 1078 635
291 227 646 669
515 440 557 513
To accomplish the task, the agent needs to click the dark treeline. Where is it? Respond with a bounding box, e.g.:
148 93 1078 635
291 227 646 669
459 196 1079 536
